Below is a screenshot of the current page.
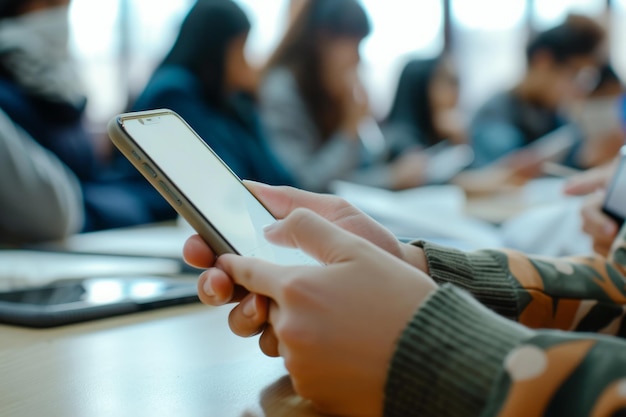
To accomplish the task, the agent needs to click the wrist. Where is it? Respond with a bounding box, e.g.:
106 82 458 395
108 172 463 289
400 243 429 274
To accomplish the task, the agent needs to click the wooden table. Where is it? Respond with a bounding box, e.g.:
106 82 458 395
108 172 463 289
0 302 320 417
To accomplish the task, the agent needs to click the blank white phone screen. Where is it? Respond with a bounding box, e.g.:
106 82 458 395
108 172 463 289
123 114 318 266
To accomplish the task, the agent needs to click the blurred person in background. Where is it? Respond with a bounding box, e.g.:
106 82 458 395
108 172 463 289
133 0 295 187
570 63 625 169
470 15 605 169
0 0 175 233
0 0 84 243
0 0 96 183
260 0 428 192
565 159 621 257
384 54 465 152
456 61 624 197
565 63 626 254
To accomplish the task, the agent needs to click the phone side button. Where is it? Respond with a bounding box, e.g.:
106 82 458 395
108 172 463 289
158 181 183 207
131 150 142 161
142 163 158 178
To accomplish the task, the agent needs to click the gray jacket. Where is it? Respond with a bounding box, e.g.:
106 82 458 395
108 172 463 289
260 68 394 192
0 110 83 243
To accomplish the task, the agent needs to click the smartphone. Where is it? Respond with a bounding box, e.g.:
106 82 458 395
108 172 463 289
0 276 199 328
602 146 626 227
108 109 318 266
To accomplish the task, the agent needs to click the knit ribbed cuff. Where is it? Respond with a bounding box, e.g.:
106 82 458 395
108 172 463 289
385 284 533 417
414 241 520 320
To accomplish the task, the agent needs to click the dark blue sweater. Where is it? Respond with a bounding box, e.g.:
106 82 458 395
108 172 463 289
0 76 175 231
132 66 296 186
0 76 97 180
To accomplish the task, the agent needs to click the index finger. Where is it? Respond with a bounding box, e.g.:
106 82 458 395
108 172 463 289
564 163 616 196
244 181 350 222
564 173 606 195
582 194 618 238
217 254 294 301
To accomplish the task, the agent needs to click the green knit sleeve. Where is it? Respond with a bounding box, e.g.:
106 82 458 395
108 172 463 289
414 241 522 320
384 284 533 417
385 285 626 417
414 240 626 336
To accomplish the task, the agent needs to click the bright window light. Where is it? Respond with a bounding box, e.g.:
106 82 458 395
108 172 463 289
360 0 443 59
452 0 527 30
236 0 290 66
128 0 194 57
69 0 119 58
360 0 444 117
612 0 626 81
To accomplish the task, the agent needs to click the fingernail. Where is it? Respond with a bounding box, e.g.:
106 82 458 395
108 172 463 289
242 295 256 318
202 276 215 298
263 221 282 234
245 180 269 188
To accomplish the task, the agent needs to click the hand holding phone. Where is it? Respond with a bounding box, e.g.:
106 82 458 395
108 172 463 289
108 109 319 266
602 147 626 227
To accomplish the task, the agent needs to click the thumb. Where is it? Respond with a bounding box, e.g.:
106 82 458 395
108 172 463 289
263 208 363 265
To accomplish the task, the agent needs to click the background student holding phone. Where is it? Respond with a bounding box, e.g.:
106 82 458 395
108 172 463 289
565 156 623 256
470 15 605 168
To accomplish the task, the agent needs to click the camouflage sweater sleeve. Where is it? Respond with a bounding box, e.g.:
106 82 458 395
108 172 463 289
414 232 626 335
384 284 626 417
383 232 626 417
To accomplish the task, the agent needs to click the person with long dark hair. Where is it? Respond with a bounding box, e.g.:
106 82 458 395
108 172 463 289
260 0 427 192
385 55 464 149
133 0 295 187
